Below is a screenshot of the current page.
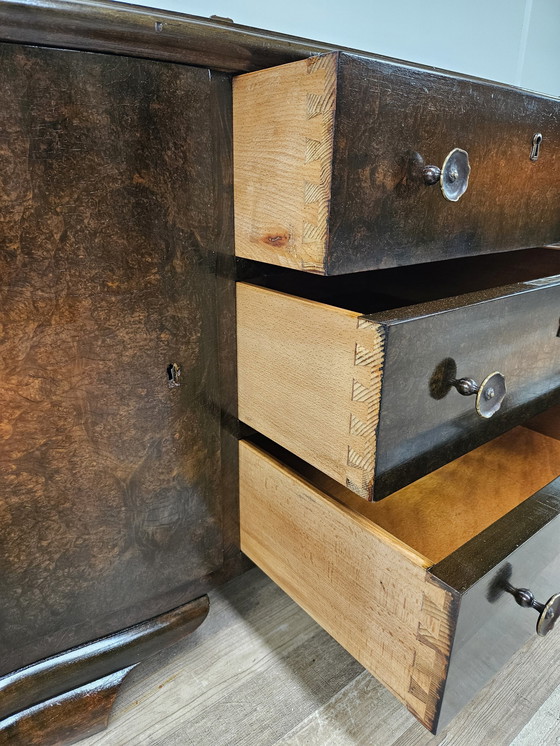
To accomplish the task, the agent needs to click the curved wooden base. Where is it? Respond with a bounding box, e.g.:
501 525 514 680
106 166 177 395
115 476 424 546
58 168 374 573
0 596 209 745
0 668 134 746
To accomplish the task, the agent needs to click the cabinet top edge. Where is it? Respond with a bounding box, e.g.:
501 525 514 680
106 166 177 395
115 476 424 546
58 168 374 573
0 0 557 99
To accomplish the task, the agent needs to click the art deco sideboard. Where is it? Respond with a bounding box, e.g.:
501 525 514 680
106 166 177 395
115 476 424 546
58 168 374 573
0 1 559 743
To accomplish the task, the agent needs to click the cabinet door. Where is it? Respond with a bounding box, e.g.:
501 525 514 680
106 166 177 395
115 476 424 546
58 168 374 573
0 43 234 674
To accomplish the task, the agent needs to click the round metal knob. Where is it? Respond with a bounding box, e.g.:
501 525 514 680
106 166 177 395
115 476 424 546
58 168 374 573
508 586 560 637
422 147 471 201
488 564 560 637
451 371 506 418
422 164 441 185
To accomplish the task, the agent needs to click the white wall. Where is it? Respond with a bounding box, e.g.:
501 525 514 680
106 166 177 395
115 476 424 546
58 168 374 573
116 0 560 96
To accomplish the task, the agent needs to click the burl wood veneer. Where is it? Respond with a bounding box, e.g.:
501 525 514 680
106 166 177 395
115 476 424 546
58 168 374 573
0 42 238 678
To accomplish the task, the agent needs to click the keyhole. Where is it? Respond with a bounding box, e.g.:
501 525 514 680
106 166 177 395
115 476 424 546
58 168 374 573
167 362 182 388
530 133 543 161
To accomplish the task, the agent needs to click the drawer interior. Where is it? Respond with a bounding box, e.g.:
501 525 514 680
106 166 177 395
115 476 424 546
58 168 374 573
240 247 559 314
251 422 560 565
240 412 560 731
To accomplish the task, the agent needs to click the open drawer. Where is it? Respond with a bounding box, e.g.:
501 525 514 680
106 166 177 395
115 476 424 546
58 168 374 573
237 251 560 500
239 418 560 732
234 52 560 275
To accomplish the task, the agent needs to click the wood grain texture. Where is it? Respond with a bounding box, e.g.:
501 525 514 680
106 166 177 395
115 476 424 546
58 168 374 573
210 65 246 573
74 567 560 745
240 427 560 731
237 282 385 498
0 43 239 676
234 55 336 272
0 0 336 72
239 441 456 731
237 277 560 500
234 51 560 274
0 669 134 746
80 568 367 746
510 687 560 746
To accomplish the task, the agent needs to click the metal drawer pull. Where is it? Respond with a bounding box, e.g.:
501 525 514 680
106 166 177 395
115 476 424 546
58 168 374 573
507 585 560 637
489 565 560 637
422 147 471 201
451 371 506 418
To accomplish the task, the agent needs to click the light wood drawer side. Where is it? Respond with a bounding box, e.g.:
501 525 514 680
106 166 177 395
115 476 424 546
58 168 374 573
237 282 386 499
233 55 336 273
239 440 457 730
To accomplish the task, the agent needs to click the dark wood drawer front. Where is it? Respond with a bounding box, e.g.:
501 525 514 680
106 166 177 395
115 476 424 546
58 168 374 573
234 52 560 275
375 275 560 498
238 273 560 501
432 479 560 730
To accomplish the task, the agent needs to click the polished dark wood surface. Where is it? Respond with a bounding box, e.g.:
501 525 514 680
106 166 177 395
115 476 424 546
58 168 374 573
432 478 560 729
0 598 207 746
0 42 238 676
0 0 327 71
0 596 208 720
374 276 560 497
327 54 560 273
1 0 542 83
0 3 558 738
212 75 244 568
0 669 133 746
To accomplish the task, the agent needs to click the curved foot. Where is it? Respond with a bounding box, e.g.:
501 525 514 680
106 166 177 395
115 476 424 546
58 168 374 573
0 595 209 745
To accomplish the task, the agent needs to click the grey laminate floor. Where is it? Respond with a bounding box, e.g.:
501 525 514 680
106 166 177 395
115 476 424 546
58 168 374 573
82 568 560 746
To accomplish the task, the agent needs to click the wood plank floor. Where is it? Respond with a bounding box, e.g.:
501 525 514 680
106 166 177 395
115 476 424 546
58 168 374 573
82 568 560 746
